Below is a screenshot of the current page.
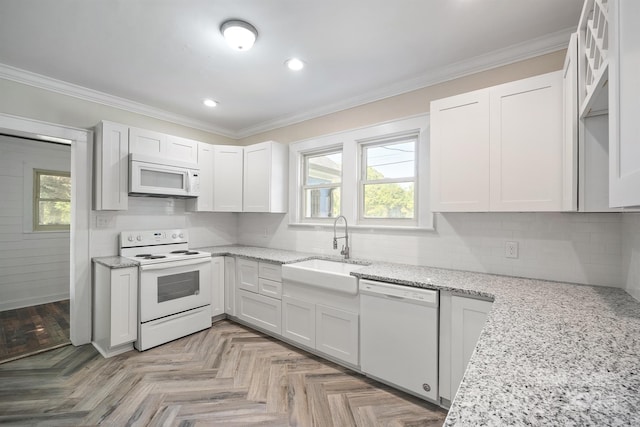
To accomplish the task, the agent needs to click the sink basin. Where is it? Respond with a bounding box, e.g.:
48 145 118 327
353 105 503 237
281 259 367 295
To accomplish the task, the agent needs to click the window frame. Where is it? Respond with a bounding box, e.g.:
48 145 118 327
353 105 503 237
358 133 419 226
33 169 71 232
288 114 432 230
300 146 343 223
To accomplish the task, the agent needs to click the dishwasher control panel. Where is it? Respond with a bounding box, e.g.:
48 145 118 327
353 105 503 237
359 279 438 306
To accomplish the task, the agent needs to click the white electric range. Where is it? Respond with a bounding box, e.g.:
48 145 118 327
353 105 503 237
120 229 212 351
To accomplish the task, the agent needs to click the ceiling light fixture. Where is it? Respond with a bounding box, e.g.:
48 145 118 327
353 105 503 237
203 99 218 107
220 19 258 51
285 58 305 71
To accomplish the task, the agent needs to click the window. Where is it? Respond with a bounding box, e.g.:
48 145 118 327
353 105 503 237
360 136 416 223
290 115 432 229
33 169 71 231
302 150 342 219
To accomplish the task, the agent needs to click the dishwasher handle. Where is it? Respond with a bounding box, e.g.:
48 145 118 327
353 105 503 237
359 279 438 307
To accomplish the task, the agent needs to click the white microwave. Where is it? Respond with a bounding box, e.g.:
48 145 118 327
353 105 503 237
129 153 200 198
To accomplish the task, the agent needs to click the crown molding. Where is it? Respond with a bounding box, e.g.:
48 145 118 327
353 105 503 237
0 63 238 138
235 27 575 138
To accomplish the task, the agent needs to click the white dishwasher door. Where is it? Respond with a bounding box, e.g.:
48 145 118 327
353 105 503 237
360 279 439 402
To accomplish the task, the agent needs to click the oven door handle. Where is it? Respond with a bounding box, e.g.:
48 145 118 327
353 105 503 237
139 257 211 271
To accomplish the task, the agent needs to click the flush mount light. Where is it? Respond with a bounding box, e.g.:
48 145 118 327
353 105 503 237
203 99 218 107
220 19 258 51
285 58 305 71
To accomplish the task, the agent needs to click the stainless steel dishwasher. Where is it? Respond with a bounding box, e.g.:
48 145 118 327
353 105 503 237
359 279 439 402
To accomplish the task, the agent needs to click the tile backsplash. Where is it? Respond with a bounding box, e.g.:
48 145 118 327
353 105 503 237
238 212 623 287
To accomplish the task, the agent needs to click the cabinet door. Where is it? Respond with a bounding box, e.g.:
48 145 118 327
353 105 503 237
282 295 315 348
237 258 259 293
315 304 358 365
94 121 129 210
129 127 167 157
236 289 282 335
243 142 271 212
489 71 564 211
213 145 243 212
110 267 138 346
563 33 579 212
211 257 225 317
450 296 492 399
224 257 236 316
609 0 640 207
430 89 490 211
187 142 214 212
166 135 199 164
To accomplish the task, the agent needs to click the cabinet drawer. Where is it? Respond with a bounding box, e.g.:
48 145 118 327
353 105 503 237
259 278 282 299
259 262 282 282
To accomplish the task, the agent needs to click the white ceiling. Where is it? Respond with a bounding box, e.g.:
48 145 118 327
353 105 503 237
0 1 582 138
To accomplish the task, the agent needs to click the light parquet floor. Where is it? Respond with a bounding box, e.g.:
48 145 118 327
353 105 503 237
0 320 447 426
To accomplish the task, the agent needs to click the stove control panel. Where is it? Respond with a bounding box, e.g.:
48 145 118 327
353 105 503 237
120 229 188 248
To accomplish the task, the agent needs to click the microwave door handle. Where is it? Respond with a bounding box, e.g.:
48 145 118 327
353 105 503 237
139 257 210 271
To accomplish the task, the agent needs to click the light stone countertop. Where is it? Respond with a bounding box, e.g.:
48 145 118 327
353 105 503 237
92 256 139 269
94 245 640 425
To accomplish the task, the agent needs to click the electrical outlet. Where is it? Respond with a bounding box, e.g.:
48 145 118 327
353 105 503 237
96 215 110 229
505 241 519 259
263 227 268 238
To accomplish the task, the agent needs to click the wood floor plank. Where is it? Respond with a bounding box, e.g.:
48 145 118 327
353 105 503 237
0 320 447 426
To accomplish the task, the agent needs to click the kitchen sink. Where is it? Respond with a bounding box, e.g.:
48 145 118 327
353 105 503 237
281 259 368 295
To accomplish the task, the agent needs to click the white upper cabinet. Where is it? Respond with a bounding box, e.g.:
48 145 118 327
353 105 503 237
430 89 490 212
213 145 243 212
243 141 288 213
129 127 198 164
609 0 640 208
431 71 568 212
490 72 564 211
94 121 129 210
186 142 214 212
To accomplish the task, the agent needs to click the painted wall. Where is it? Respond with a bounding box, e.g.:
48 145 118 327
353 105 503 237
622 213 640 300
0 135 71 310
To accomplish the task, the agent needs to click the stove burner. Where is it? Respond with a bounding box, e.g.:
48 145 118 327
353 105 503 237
184 251 199 255
170 250 188 254
135 254 152 258
146 255 166 259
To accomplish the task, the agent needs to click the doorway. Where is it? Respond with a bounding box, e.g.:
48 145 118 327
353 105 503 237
0 114 92 349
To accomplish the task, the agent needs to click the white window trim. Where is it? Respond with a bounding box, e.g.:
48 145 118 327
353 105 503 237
299 146 343 223
33 168 71 232
289 114 433 230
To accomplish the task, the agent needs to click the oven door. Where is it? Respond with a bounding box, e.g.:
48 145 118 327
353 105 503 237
139 257 212 323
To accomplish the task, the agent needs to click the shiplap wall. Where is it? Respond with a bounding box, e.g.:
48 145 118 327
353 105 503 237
0 135 71 311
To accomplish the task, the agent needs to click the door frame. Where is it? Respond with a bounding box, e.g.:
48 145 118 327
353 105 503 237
0 113 92 345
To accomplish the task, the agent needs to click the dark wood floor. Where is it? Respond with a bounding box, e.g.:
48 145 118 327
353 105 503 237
0 299 70 364
0 320 447 426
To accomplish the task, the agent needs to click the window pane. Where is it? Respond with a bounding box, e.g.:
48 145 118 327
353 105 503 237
38 201 71 225
39 174 71 199
304 187 340 218
363 182 414 218
306 152 342 185
366 140 415 180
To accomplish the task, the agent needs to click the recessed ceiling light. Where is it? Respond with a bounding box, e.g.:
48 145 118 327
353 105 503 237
220 20 258 51
203 99 218 107
285 58 305 71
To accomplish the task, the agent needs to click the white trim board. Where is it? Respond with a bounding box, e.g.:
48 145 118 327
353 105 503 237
0 27 573 139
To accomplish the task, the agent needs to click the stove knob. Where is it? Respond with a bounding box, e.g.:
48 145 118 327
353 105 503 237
136 235 142 242
172 233 177 239
179 233 184 239
127 235 134 242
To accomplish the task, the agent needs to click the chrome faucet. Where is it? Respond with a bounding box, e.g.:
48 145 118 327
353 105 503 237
333 215 350 259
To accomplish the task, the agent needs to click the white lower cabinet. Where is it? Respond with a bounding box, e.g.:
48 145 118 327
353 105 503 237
439 292 493 407
282 295 315 348
237 258 259 293
315 304 359 366
92 264 138 358
211 256 224 317
236 289 282 335
224 257 236 316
